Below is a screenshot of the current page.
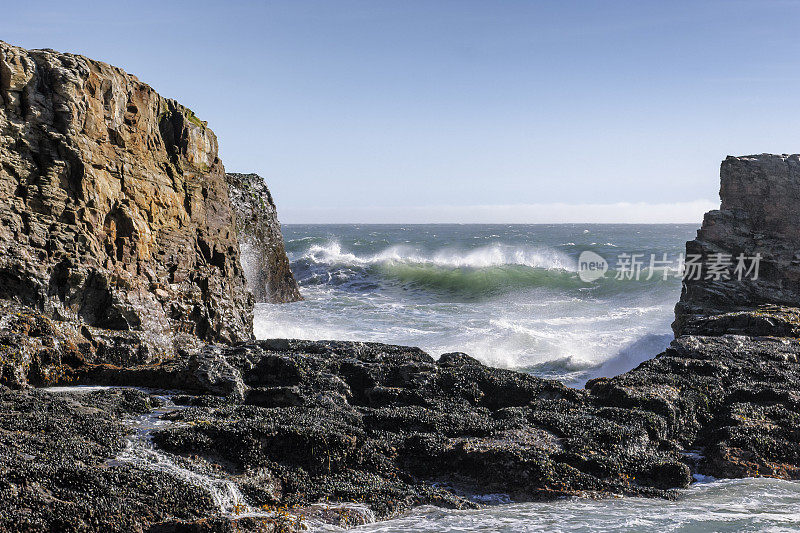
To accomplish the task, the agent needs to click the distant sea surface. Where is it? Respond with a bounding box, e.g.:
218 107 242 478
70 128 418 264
253 224 800 531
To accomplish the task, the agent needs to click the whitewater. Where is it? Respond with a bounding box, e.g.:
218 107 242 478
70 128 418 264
255 224 688 385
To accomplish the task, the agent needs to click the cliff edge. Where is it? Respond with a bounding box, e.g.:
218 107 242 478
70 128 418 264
0 40 253 373
586 153 800 482
674 154 800 336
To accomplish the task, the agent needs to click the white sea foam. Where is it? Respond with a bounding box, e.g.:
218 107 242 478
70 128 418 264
41 385 114 393
513 306 663 327
300 241 576 271
310 479 800 532
115 438 258 516
105 393 283 520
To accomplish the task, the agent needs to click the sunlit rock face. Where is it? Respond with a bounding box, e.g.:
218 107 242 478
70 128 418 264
0 40 253 363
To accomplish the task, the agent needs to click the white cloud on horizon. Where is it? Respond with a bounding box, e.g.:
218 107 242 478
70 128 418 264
280 200 718 224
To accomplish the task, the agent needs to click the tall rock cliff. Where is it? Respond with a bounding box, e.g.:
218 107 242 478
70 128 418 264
585 153 800 481
226 173 302 303
0 41 253 363
674 154 800 336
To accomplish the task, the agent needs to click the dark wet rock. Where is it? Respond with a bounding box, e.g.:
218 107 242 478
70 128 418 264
0 300 202 389
0 388 221 532
75 344 248 399
676 306 800 338
653 153 800 480
4 329 800 525
589 334 800 480
148 517 285 532
245 386 304 407
226 172 301 304
142 339 688 522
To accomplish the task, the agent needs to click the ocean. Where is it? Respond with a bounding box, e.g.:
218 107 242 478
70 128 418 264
255 224 690 386
314 478 800 532
253 224 800 531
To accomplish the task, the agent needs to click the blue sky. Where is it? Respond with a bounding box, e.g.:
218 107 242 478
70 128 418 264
4 1 800 222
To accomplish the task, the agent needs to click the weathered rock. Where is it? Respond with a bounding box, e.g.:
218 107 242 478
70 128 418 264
14 328 800 527
140 339 689 520
674 154 800 335
0 388 219 532
0 300 205 389
226 173 301 303
644 152 800 480
77 344 248 399
0 40 253 364
2 337 695 522
590 334 800 480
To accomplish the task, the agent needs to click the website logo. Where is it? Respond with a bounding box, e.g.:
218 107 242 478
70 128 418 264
578 250 608 282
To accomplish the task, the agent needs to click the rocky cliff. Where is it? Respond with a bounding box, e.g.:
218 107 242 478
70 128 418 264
674 154 800 335
0 41 253 369
226 173 301 303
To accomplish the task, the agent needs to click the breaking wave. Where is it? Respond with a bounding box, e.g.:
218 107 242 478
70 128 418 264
258 225 690 391
289 240 665 299
290 241 583 299
299 241 575 270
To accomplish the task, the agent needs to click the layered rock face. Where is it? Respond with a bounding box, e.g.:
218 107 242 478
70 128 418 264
226 173 302 303
674 154 800 335
0 41 253 366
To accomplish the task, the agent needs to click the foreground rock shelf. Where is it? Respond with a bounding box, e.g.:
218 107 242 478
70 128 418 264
5 326 800 531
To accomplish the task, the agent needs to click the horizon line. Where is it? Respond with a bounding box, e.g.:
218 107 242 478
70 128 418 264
278 200 717 225
280 221 703 226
